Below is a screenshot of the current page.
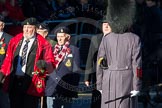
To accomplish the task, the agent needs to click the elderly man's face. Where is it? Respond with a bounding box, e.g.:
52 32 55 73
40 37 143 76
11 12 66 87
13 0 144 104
102 22 111 35
0 21 4 32
57 33 69 45
23 25 36 39
36 29 48 38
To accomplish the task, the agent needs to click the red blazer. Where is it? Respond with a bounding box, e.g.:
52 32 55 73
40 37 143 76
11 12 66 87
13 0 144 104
0 33 55 96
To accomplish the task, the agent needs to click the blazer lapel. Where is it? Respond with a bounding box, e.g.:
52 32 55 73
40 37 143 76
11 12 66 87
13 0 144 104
28 39 37 54
14 38 23 58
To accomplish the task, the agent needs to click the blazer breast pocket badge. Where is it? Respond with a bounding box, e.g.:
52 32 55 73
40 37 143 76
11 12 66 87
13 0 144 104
65 59 72 67
0 38 6 55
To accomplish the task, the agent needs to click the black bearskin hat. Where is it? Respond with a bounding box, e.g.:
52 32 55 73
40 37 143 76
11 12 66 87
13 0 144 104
106 0 136 33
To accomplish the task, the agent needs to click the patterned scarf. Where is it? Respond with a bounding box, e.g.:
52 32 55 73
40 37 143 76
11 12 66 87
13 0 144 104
53 41 70 68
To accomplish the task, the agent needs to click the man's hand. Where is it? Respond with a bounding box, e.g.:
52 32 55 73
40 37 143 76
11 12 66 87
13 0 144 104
130 90 140 97
85 81 90 87
99 90 102 94
36 60 47 69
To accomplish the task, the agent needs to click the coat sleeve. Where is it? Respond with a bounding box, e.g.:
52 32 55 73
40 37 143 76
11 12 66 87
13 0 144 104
132 35 142 91
0 38 14 76
96 38 106 90
72 47 80 73
43 41 55 74
84 36 95 81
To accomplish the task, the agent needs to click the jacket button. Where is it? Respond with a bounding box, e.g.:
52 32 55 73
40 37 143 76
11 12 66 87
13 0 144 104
126 66 128 69
56 77 58 81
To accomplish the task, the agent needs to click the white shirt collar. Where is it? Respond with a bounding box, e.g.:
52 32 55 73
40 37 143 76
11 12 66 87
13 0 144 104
0 32 3 39
23 35 35 42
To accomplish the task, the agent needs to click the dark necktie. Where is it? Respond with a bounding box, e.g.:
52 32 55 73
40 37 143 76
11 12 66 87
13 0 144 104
60 45 63 50
21 39 30 66
58 46 63 53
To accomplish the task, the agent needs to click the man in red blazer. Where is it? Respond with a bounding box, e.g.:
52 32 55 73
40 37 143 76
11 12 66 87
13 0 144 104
0 17 55 108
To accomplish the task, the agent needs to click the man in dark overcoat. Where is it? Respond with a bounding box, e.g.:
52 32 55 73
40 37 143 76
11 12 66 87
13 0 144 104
84 20 111 108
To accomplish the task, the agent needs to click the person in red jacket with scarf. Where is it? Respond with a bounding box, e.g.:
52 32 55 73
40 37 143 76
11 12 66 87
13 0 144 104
0 17 55 108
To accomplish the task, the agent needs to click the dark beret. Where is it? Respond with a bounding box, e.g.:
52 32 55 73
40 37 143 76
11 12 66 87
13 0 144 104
36 23 49 31
21 17 38 26
54 26 70 35
101 16 109 23
101 20 109 23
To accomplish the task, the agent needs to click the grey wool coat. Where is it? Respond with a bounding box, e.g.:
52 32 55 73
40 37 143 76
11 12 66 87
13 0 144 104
96 32 142 108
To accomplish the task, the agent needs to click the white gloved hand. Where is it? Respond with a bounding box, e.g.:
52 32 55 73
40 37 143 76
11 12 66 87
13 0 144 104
99 90 102 94
85 81 90 87
130 90 140 97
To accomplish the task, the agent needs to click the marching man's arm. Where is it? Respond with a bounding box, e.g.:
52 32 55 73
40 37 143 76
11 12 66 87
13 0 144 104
131 35 142 97
96 38 106 91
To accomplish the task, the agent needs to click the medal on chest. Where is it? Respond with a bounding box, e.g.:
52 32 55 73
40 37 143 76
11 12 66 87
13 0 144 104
0 38 6 55
65 59 71 67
